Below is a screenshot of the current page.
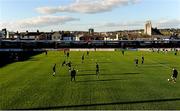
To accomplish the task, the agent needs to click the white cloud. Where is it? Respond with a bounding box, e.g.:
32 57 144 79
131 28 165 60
0 15 79 31
1 18 179 32
154 19 180 28
99 19 180 30
36 0 141 14
103 21 143 27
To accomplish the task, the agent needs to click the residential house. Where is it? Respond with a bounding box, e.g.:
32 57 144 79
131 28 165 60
80 35 104 41
0 31 3 39
61 31 76 41
51 31 62 40
104 33 119 41
20 31 41 40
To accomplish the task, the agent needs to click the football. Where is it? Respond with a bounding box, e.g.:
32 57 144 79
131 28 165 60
168 79 170 81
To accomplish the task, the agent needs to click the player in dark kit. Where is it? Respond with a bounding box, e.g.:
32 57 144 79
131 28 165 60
52 64 56 76
71 68 76 81
122 50 125 56
82 54 85 63
168 68 178 83
62 60 66 67
142 56 144 64
87 51 89 56
157 49 160 53
67 52 70 58
134 58 138 67
45 50 48 55
66 61 72 70
175 49 178 56
96 63 99 78
64 50 66 56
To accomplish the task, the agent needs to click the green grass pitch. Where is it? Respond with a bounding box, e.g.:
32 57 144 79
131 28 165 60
0 50 180 110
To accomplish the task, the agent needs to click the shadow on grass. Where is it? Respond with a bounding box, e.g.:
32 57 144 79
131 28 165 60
142 65 164 68
77 74 96 76
55 72 140 78
79 70 95 72
98 61 113 64
28 58 40 61
142 63 169 68
76 78 126 83
159 62 169 65
54 73 96 77
102 72 140 76
12 98 180 110
79 69 106 72
0 51 43 68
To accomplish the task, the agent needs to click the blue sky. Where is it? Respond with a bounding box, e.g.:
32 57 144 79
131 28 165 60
0 0 180 32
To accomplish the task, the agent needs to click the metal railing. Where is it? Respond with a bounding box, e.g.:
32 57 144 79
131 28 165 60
0 39 180 48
